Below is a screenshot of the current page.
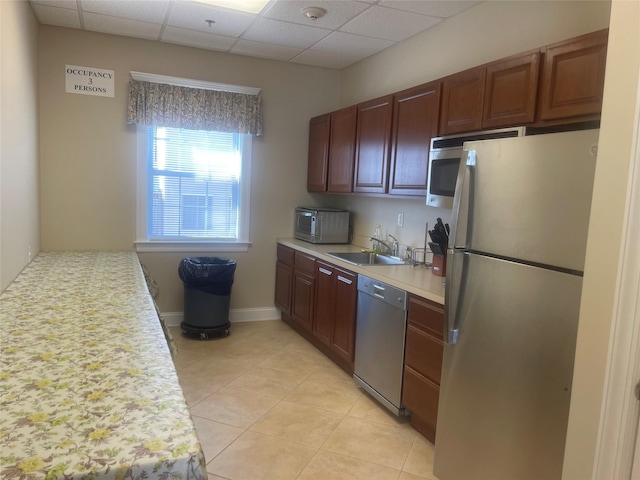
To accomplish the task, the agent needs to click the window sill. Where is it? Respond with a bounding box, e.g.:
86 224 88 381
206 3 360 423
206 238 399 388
134 241 251 253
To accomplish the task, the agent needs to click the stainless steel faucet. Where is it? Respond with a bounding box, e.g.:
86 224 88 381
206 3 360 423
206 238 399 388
388 234 399 257
369 237 395 256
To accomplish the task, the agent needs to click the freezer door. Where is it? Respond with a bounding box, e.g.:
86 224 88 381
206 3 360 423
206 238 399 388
434 253 583 480
455 129 598 272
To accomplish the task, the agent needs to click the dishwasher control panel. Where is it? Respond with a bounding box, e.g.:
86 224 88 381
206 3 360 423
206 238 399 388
358 275 407 310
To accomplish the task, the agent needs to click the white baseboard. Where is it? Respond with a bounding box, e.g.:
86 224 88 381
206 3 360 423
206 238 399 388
161 307 281 328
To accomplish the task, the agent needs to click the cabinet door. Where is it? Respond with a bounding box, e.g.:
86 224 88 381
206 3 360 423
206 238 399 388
291 271 314 332
389 82 441 196
354 95 393 193
328 106 357 193
274 261 293 316
403 366 440 443
440 67 486 135
313 263 335 346
307 114 330 192
408 295 444 340
483 51 540 128
331 268 357 366
538 29 608 121
291 252 316 332
405 324 444 385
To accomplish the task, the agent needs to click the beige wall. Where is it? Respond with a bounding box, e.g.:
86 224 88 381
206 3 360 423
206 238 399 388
563 1 640 478
325 1 611 265
0 0 40 292
38 27 341 312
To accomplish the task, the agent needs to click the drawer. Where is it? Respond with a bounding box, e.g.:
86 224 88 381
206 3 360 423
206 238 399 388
294 251 316 275
408 295 444 339
277 244 295 266
403 366 440 438
405 324 444 385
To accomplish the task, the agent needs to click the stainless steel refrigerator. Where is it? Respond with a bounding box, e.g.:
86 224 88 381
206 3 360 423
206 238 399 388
433 129 600 480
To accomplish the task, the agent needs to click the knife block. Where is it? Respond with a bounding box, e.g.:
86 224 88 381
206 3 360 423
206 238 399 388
432 254 446 277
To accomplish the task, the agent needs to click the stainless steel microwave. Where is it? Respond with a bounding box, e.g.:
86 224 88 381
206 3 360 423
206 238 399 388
294 207 350 244
427 127 526 208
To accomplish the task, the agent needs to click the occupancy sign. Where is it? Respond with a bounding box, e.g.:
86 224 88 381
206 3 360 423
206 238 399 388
65 64 114 97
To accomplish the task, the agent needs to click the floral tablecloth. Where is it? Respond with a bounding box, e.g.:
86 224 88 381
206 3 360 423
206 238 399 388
0 252 207 480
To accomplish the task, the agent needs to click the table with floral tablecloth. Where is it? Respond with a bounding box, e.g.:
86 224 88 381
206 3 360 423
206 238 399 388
0 252 207 480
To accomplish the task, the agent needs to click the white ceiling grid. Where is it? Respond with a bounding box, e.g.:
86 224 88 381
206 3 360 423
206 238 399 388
29 0 480 69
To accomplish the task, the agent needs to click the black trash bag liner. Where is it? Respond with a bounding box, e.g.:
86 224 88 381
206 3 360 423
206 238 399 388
178 257 236 295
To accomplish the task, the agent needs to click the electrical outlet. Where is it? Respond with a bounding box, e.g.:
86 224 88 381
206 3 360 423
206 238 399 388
397 212 404 227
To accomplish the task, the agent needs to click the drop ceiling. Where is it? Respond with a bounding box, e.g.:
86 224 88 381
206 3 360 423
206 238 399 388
29 0 480 69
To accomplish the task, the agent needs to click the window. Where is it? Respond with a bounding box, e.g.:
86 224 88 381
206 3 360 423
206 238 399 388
136 126 252 253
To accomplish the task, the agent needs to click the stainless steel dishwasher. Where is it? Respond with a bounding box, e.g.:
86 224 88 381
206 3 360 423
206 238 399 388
353 274 409 416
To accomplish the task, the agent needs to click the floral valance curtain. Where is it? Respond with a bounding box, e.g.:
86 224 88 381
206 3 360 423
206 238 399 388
127 79 263 136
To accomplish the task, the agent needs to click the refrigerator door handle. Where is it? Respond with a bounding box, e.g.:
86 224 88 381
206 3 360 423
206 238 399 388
444 250 466 344
450 150 475 249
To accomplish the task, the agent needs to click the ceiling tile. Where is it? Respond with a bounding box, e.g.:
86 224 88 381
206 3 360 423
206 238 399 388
311 31 394 58
31 0 78 9
31 4 81 29
83 12 162 40
230 39 303 61
161 25 237 51
262 0 370 30
341 5 441 42
166 1 256 37
242 17 331 48
80 0 171 24
379 0 479 19
291 49 362 69
27 0 484 69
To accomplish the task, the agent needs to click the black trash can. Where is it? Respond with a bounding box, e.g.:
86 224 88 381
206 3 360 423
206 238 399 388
178 257 236 339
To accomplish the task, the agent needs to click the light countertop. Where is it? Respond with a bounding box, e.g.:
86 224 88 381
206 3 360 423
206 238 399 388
277 238 446 305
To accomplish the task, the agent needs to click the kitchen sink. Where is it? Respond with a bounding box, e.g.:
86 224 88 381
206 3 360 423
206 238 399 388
326 251 408 266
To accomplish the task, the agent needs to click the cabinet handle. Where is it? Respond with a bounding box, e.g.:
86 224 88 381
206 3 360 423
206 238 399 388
337 275 352 285
318 267 332 276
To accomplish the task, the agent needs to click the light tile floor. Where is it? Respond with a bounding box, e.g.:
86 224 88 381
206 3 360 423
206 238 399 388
170 320 438 480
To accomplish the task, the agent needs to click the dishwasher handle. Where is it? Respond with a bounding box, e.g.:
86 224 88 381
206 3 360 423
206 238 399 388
373 284 386 300
358 275 407 310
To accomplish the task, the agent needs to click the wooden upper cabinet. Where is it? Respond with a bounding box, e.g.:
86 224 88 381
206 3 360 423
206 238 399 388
389 81 441 196
328 106 357 193
307 30 608 196
354 95 393 194
482 51 541 129
307 114 330 192
439 67 486 135
538 29 608 121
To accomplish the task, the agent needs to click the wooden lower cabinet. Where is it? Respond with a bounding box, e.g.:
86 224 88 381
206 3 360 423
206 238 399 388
403 294 445 443
274 244 295 315
274 245 316 333
403 366 441 442
275 244 357 375
314 261 357 371
290 251 316 332
331 268 357 364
